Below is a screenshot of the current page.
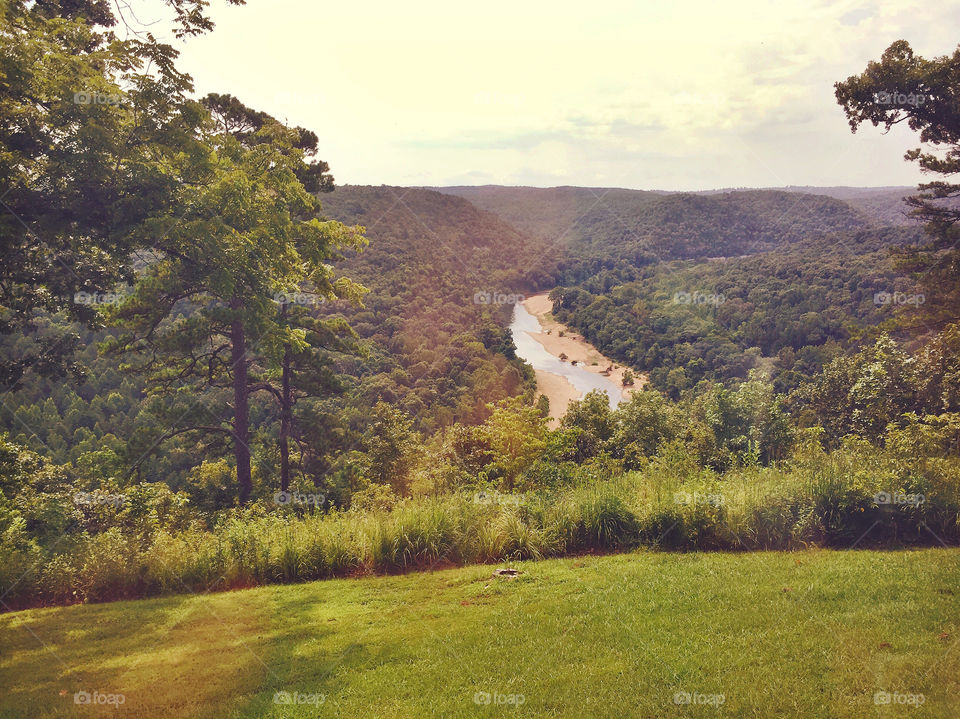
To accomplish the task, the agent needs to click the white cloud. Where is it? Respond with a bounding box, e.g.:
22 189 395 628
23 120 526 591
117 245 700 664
139 0 960 189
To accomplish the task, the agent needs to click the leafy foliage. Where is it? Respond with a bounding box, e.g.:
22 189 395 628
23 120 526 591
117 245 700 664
836 40 960 332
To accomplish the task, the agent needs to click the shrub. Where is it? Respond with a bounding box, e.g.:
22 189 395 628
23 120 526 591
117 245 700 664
498 510 547 561
573 488 639 550
76 528 140 603
4 441 960 610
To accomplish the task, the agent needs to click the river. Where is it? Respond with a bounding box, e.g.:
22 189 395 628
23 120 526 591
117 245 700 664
510 300 627 411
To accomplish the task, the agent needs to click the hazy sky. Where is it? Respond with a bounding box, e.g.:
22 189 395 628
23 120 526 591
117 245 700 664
142 0 960 190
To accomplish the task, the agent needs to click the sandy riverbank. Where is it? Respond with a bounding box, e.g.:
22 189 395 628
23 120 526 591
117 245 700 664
522 292 646 424
533 370 581 425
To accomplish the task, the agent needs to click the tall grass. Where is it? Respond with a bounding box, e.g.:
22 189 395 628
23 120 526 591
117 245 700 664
3 451 959 610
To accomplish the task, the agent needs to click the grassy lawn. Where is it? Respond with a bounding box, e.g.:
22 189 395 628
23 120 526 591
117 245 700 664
1 549 958 718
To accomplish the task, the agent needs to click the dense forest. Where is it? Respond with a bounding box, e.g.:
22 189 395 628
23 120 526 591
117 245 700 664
318 186 549 429
1 0 960 613
443 185 874 274
0 185 550 507
0 185 921 501
548 224 926 395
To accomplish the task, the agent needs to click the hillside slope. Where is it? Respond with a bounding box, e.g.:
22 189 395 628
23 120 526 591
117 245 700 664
0 188 552 488
776 185 918 226
2 549 958 718
318 186 550 430
430 185 924 396
550 224 924 395
439 186 873 273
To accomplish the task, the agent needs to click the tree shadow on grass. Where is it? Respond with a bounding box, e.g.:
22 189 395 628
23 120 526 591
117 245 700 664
0 589 274 718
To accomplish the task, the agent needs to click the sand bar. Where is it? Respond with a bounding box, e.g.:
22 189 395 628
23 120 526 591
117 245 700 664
518 292 646 424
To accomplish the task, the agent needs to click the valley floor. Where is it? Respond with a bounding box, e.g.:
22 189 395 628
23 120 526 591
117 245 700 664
1 549 958 718
519 293 645 423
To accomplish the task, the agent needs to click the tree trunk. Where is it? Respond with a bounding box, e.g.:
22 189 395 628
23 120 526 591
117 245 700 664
279 305 292 492
231 307 252 504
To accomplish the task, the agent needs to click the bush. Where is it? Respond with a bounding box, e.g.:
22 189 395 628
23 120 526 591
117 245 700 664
3 440 960 610
572 487 639 550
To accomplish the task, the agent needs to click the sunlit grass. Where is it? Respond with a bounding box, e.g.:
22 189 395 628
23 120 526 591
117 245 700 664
1 549 958 717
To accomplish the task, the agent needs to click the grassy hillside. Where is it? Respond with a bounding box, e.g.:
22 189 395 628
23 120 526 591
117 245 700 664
2 549 958 718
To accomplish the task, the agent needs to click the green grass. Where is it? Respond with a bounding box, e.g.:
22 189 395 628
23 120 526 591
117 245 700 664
1 549 959 717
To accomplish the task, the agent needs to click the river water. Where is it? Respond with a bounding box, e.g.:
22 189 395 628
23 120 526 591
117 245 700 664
509 301 627 410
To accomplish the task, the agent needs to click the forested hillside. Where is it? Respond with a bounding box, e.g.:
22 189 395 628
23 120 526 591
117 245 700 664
776 186 918 225
0 183 929 496
317 185 551 430
442 186 873 279
436 184 932 399
692 186 919 226
0 186 550 501
549 224 926 396
436 185 626 243
2 0 960 628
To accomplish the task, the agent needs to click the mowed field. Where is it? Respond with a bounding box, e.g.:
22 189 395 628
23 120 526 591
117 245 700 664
1 549 958 718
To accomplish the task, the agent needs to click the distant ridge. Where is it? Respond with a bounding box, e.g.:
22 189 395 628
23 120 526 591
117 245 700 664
422 183 913 196
435 185 876 260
